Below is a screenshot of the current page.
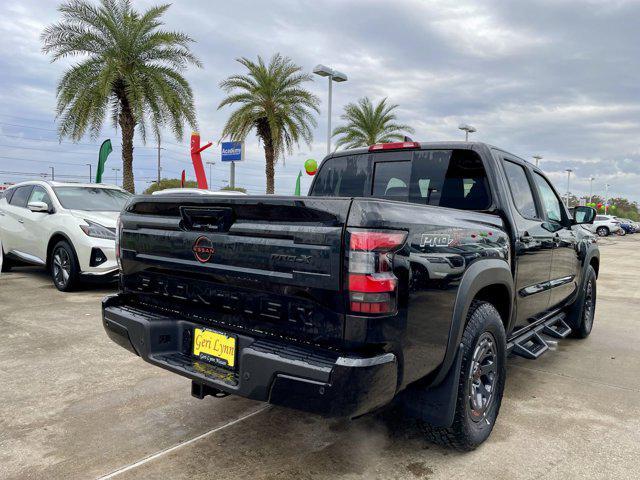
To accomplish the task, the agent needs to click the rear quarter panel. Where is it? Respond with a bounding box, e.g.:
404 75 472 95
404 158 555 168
347 198 510 388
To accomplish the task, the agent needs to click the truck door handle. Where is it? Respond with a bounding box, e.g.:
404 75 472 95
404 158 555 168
18 219 24 224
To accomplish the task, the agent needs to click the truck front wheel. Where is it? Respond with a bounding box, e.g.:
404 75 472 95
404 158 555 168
419 301 507 450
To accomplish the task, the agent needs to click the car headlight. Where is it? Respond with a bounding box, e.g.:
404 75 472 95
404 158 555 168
80 220 116 240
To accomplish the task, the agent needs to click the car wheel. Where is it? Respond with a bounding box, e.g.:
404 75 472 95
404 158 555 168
568 265 597 339
596 226 609 237
51 240 80 292
617 229 626 236
418 301 507 450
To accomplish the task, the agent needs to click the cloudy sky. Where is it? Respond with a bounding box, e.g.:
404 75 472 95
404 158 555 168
0 0 639 199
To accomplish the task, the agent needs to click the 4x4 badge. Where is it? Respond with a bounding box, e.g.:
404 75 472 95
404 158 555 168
193 236 215 263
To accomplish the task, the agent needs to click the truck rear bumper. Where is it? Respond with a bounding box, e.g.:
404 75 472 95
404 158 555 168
102 294 398 418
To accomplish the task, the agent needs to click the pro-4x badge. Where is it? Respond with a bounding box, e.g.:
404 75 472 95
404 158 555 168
192 236 215 263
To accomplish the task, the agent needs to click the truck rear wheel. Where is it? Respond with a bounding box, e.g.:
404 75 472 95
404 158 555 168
568 265 597 338
419 301 507 450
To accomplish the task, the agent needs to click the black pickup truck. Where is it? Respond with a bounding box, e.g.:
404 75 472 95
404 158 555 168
103 141 599 449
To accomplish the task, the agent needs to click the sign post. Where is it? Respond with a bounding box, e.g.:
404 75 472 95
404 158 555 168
221 141 244 189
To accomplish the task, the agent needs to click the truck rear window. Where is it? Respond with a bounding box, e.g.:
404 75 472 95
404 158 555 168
310 149 491 210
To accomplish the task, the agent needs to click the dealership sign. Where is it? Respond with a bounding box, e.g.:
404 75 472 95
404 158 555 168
221 141 244 162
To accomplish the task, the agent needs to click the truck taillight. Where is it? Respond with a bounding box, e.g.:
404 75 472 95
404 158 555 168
347 229 407 314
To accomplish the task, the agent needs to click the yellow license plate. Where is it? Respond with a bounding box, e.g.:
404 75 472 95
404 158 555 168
193 328 236 368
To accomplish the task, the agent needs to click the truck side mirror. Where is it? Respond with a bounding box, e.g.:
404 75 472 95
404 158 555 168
573 206 596 224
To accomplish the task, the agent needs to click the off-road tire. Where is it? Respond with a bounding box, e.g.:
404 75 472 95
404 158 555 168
596 226 609 237
51 240 80 292
419 301 507 450
568 265 597 339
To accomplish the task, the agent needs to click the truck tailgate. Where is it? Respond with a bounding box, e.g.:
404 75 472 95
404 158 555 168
119 196 352 345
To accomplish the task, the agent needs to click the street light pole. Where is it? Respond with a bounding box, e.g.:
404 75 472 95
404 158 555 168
589 176 595 203
206 161 215 190
157 138 162 184
533 155 542 168
565 169 572 207
604 183 610 214
50 166 55 181
313 64 348 155
86 163 92 183
112 167 120 186
458 124 477 141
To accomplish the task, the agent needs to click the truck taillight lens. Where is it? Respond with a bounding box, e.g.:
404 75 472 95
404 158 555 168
347 229 407 314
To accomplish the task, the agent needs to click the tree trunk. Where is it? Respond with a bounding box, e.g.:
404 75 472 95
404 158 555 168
117 89 136 193
264 142 275 194
257 119 275 194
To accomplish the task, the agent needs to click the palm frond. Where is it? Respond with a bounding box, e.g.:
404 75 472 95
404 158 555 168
332 97 414 149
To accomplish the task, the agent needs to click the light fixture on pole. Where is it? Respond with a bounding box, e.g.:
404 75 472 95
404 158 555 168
313 64 348 155
532 155 542 167
458 124 477 141
86 163 92 183
206 161 215 190
112 167 121 186
565 169 573 207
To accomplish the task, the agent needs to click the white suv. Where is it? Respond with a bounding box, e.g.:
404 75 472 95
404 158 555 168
588 214 622 237
0 181 131 291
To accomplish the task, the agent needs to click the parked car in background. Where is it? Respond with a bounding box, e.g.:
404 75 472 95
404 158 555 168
0 181 131 291
616 218 637 234
588 214 622 237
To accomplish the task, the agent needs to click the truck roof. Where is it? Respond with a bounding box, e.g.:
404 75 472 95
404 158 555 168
326 141 533 168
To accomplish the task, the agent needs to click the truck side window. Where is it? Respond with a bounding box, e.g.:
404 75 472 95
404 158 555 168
372 161 411 200
410 149 490 210
503 161 538 219
533 172 564 223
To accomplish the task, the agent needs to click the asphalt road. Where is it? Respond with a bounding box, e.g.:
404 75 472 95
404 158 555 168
1 235 639 480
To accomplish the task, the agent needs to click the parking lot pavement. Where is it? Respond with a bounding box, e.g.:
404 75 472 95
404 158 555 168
1 236 640 480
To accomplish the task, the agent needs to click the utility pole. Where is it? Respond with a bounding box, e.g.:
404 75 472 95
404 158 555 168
86 163 92 183
50 166 55 181
533 155 542 168
565 169 572 207
206 161 215 190
604 183 610 214
157 137 161 184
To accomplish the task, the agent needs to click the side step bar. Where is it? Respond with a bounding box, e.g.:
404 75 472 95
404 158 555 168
508 313 571 360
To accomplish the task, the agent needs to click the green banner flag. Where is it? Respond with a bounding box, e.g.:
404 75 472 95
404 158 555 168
96 139 112 183
294 170 302 196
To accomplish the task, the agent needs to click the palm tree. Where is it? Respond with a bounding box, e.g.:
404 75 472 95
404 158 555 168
332 97 414 149
41 0 201 193
218 54 320 194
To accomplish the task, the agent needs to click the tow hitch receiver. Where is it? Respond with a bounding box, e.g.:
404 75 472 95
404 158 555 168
191 381 229 399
